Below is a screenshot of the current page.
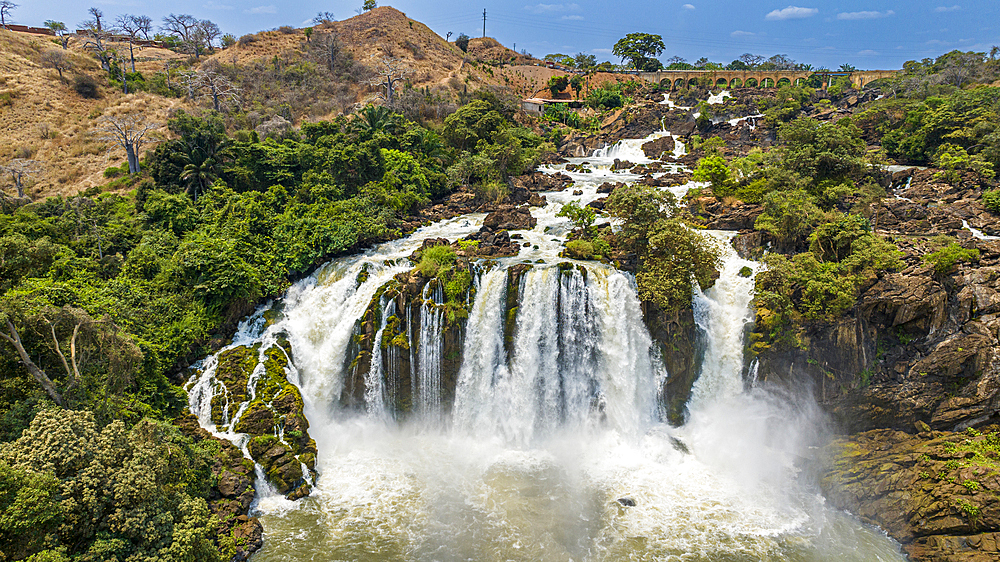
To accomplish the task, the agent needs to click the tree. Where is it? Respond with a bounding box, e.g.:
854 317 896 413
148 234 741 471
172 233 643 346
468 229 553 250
43 20 70 49
0 1 15 28
0 316 64 406
116 14 152 72
40 49 71 80
87 6 103 30
79 13 112 71
738 53 765 68
839 63 857 72
612 32 665 71
362 0 377 11
367 55 412 105
455 33 470 52
97 114 159 175
1 158 41 198
161 14 218 58
313 11 336 24
938 51 984 87
185 64 241 111
574 52 597 69
547 75 568 97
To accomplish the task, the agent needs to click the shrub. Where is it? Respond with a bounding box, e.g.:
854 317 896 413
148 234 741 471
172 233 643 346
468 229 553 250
238 34 258 46
984 189 1000 214
277 25 296 34
455 33 470 52
417 245 456 277
922 243 979 274
556 200 596 234
585 85 623 110
565 239 594 259
73 74 99 99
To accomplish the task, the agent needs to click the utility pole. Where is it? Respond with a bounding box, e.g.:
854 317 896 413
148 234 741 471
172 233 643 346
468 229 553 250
483 8 486 38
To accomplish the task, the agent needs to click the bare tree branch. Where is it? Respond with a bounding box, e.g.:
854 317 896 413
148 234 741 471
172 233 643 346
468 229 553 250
1 158 41 198
97 114 160 174
366 54 412 106
0 319 64 407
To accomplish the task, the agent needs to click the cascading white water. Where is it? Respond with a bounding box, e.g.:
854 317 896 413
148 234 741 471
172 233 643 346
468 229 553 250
688 230 760 411
187 98 907 561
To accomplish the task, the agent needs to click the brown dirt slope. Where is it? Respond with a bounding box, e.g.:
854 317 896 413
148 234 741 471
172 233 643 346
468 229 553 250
0 29 193 198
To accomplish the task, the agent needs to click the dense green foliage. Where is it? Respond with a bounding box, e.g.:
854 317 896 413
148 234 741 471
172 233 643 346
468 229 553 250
605 184 720 310
922 243 980 275
857 86 1000 170
612 33 665 71
0 409 222 562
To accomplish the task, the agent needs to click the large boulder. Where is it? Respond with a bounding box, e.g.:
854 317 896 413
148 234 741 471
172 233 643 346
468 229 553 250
483 205 537 231
641 135 676 160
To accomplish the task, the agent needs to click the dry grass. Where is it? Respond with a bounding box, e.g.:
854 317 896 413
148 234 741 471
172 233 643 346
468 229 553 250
1 8 556 199
0 30 195 199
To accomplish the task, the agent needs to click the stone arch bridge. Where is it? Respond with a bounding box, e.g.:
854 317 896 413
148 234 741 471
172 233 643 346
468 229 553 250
632 70 898 90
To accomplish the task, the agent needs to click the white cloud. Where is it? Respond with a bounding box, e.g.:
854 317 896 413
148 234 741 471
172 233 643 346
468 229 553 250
837 10 894 20
592 48 613 54
682 4 695 9
765 6 818 20
935 5 960 11
731 30 755 37
524 3 580 13
857 49 878 55
244 4 276 13
562 14 584 20
204 1 234 9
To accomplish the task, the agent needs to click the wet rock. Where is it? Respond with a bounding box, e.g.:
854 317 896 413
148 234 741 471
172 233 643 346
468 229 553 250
512 171 573 192
822 428 1000 561
641 135 675 160
483 205 537 231
231 517 264 561
611 159 634 171
597 181 624 194
617 497 637 507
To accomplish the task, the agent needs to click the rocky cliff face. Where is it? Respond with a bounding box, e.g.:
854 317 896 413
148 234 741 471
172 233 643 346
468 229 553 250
822 426 1000 561
751 171 1000 434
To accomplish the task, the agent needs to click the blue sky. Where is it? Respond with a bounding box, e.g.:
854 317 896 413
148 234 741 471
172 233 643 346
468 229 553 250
13 0 999 69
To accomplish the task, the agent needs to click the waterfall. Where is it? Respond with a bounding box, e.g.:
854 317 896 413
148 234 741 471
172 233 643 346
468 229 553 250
416 282 444 417
687 230 760 412
187 124 906 562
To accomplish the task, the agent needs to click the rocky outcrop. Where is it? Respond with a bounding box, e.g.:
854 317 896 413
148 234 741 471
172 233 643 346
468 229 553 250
641 135 675 159
208 343 318 499
483 205 537 231
642 301 705 425
512 171 573 192
174 412 264 561
822 427 1000 561
753 238 1000 433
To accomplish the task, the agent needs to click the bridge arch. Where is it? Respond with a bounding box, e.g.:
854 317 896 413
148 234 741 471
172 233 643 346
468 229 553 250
730 78 742 88
674 78 685 90
760 77 775 88
688 78 699 88
745 78 758 88
715 77 728 87
776 77 791 88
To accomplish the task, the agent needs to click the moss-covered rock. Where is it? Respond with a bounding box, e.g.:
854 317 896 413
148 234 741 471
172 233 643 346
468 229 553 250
822 427 1000 561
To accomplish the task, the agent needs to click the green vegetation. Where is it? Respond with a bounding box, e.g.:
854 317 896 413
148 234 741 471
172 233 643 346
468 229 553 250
922 243 980 275
605 184 720 310
612 33 665 71
0 410 221 562
0 94 539 559
983 189 1000 213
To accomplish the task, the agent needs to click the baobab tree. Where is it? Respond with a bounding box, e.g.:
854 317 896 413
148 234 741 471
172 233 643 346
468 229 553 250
162 14 219 58
185 64 241 111
0 1 16 29
80 12 113 71
97 114 159 174
116 14 152 72
367 54 412 106
1 158 41 197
